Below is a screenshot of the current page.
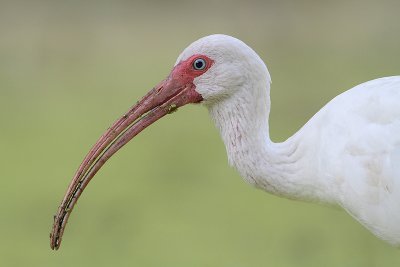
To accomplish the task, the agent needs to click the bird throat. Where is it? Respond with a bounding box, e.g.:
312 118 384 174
207 85 330 203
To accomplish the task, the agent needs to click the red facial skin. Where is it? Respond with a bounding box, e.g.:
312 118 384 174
50 55 214 250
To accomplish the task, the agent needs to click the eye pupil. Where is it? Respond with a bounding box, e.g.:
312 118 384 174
193 58 206 70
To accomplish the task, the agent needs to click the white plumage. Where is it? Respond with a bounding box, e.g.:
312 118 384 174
178 35 400 245
50 34 400 249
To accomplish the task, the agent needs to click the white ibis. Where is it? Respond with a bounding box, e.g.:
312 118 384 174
50 34 400 249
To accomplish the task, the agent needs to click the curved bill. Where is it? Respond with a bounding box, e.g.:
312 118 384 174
50 69 202 250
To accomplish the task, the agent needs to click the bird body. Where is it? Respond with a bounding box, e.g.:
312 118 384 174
51 34 400 249
298 76 400 244
178 36 400 244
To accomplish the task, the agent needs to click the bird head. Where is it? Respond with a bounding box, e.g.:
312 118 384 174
50 34 269 250
176 34 268 105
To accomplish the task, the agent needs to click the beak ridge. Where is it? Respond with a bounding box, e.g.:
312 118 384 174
50 74 202 250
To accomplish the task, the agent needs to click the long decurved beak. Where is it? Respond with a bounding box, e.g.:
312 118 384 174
50 69 202 250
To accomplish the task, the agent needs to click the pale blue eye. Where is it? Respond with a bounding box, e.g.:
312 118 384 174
193 58 206 70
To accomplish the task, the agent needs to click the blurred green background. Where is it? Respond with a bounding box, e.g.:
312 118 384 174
1 0 399 266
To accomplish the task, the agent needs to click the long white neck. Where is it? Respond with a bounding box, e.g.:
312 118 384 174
207 78 333 203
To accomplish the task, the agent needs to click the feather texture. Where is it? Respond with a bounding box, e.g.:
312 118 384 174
178 35 400 245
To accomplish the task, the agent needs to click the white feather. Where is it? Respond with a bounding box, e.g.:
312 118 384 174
178 34 400 246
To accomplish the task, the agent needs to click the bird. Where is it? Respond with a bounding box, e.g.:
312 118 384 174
50 34 400 250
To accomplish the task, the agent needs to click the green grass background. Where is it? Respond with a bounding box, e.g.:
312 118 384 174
1 0 400 266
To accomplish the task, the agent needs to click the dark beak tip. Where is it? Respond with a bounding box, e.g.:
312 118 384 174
49 76 200 250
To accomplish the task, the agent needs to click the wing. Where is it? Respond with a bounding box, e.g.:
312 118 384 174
305 76 400 245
